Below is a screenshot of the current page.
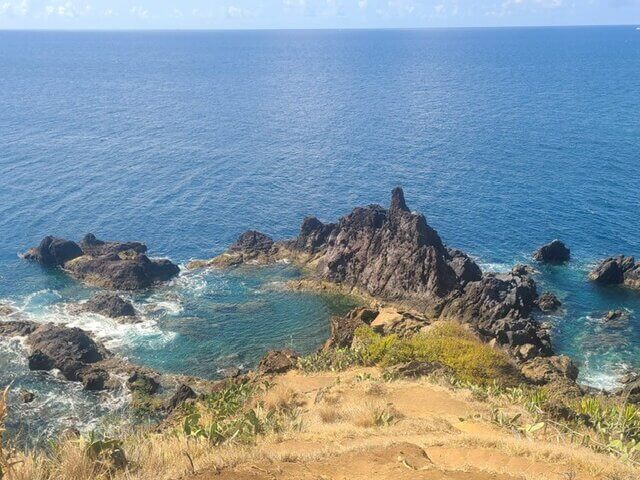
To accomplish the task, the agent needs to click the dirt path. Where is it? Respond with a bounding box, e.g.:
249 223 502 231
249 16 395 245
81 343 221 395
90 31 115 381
184 369 634 480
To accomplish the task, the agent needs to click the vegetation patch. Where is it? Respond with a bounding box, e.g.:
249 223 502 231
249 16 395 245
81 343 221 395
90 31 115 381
352 322 521 386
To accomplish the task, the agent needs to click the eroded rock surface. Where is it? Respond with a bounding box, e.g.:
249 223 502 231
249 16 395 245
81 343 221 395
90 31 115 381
23 234 179 290
589 256 640 290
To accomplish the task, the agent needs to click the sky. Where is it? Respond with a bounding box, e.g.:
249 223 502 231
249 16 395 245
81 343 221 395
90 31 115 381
0 0 639 29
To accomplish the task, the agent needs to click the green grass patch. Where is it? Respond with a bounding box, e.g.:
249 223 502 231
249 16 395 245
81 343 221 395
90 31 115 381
352 322 521 386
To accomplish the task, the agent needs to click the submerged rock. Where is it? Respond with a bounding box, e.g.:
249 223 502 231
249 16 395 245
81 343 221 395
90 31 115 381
257 349 299 374
589 256 640 289
533 240 570 264
601 310 630 329
23 234 179 290
84 292 137 319
537 292 561 312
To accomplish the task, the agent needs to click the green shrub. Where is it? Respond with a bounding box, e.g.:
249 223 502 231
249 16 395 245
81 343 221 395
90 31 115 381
298 348 363 373
353 322 520 386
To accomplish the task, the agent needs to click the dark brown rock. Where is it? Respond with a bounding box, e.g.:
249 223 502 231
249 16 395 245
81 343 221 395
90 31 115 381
257 348 299 374
26 324 109 382
79 368 110 391
292 217 337 254
24 235 179 290
521 355 579 385
79 233 147 256
168 384 196 410
0 320 37 337
589 256 640 289
537 292 561 312
84 292 136 319
533 240 570 264
23 236 83 267
65 251 179 290
230 230 274 254
127 371 160 395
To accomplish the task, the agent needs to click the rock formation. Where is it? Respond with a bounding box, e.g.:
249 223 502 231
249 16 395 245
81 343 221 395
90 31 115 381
23 236 84 267
537 292 561 312
23 234 179 290
83 292 137 319
207 188 553 361
589 256 640 289
26 324 109 387
533 240 570 264
257 349 299 374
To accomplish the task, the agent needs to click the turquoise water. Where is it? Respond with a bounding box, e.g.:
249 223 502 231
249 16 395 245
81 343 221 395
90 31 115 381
1 27 640 438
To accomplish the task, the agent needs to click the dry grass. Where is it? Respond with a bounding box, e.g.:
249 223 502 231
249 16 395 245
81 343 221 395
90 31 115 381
3 367 640 480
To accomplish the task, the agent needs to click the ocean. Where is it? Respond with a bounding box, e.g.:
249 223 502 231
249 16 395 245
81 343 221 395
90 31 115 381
1 26 639 440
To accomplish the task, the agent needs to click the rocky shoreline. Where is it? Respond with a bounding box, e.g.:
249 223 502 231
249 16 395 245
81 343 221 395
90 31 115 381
3 188 640 436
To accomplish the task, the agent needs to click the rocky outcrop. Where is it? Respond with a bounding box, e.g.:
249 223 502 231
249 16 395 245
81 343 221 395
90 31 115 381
168 384 196 411
520 355 582 397
0 320 37 337
207 188 553 362
322 307 378 351
589 256 640 289
79 233 147 256
370 308 430 337
83 292 136 319
127 371 160 396
23 236 83 267
23 234 179 290
533 240 570 264
537 292 561 312
0 303 18 318
26 324 109 383
601 310 630 329
257 349 299 374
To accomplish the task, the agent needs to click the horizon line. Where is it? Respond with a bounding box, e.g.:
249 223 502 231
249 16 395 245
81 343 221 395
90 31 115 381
0 23 639 33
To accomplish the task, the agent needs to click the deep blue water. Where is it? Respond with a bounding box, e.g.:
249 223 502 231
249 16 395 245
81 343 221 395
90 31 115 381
1 27 639 438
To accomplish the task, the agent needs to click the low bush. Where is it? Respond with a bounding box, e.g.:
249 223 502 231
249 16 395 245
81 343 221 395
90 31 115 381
298 348 363 373
352 322 521 386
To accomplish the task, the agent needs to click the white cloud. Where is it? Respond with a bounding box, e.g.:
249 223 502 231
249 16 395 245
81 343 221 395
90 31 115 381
0 0 30 17
387 0 415 15
130 5 149 19
45 1 91 18
358 0 367 8
226 5 258 18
